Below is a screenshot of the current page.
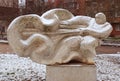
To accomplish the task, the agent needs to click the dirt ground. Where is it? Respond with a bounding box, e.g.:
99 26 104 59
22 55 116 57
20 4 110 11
0 43 120 54
0 43 14 54
96 45 120 54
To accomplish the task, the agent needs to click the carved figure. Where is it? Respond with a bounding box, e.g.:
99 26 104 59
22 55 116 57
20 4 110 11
59 12 113 64
7 9 113 65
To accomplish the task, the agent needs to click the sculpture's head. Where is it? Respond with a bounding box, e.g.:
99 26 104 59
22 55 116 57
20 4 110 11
95 12 106 24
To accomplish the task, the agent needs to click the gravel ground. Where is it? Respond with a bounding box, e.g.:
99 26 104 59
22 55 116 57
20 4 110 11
0 54 46 81
0 54 120 81
95 54 120 81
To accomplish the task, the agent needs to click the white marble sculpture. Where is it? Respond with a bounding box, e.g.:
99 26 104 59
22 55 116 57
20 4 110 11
7 8 113 65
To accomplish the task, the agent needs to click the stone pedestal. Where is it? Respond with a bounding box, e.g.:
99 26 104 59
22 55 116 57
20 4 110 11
46 63 96 81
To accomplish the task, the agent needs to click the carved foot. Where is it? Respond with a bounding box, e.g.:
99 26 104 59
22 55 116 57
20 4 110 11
81 58 95 65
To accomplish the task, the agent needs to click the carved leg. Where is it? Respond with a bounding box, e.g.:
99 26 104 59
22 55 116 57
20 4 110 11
80 36 99 64
53 36 82 64
22 34 53 59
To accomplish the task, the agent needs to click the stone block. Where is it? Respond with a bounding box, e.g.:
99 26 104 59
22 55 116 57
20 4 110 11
46 63 96 81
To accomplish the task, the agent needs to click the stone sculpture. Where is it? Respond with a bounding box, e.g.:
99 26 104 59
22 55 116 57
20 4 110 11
7 8 113 65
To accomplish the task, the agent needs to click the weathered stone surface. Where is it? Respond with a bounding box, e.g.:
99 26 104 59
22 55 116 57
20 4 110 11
7 8 113 65
46 64 96 81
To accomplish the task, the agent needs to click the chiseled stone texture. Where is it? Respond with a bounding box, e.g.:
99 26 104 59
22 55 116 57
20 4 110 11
46 64 96 81
7 8 113 65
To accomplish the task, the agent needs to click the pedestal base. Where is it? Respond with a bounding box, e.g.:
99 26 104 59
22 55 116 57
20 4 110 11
46 63 96 81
